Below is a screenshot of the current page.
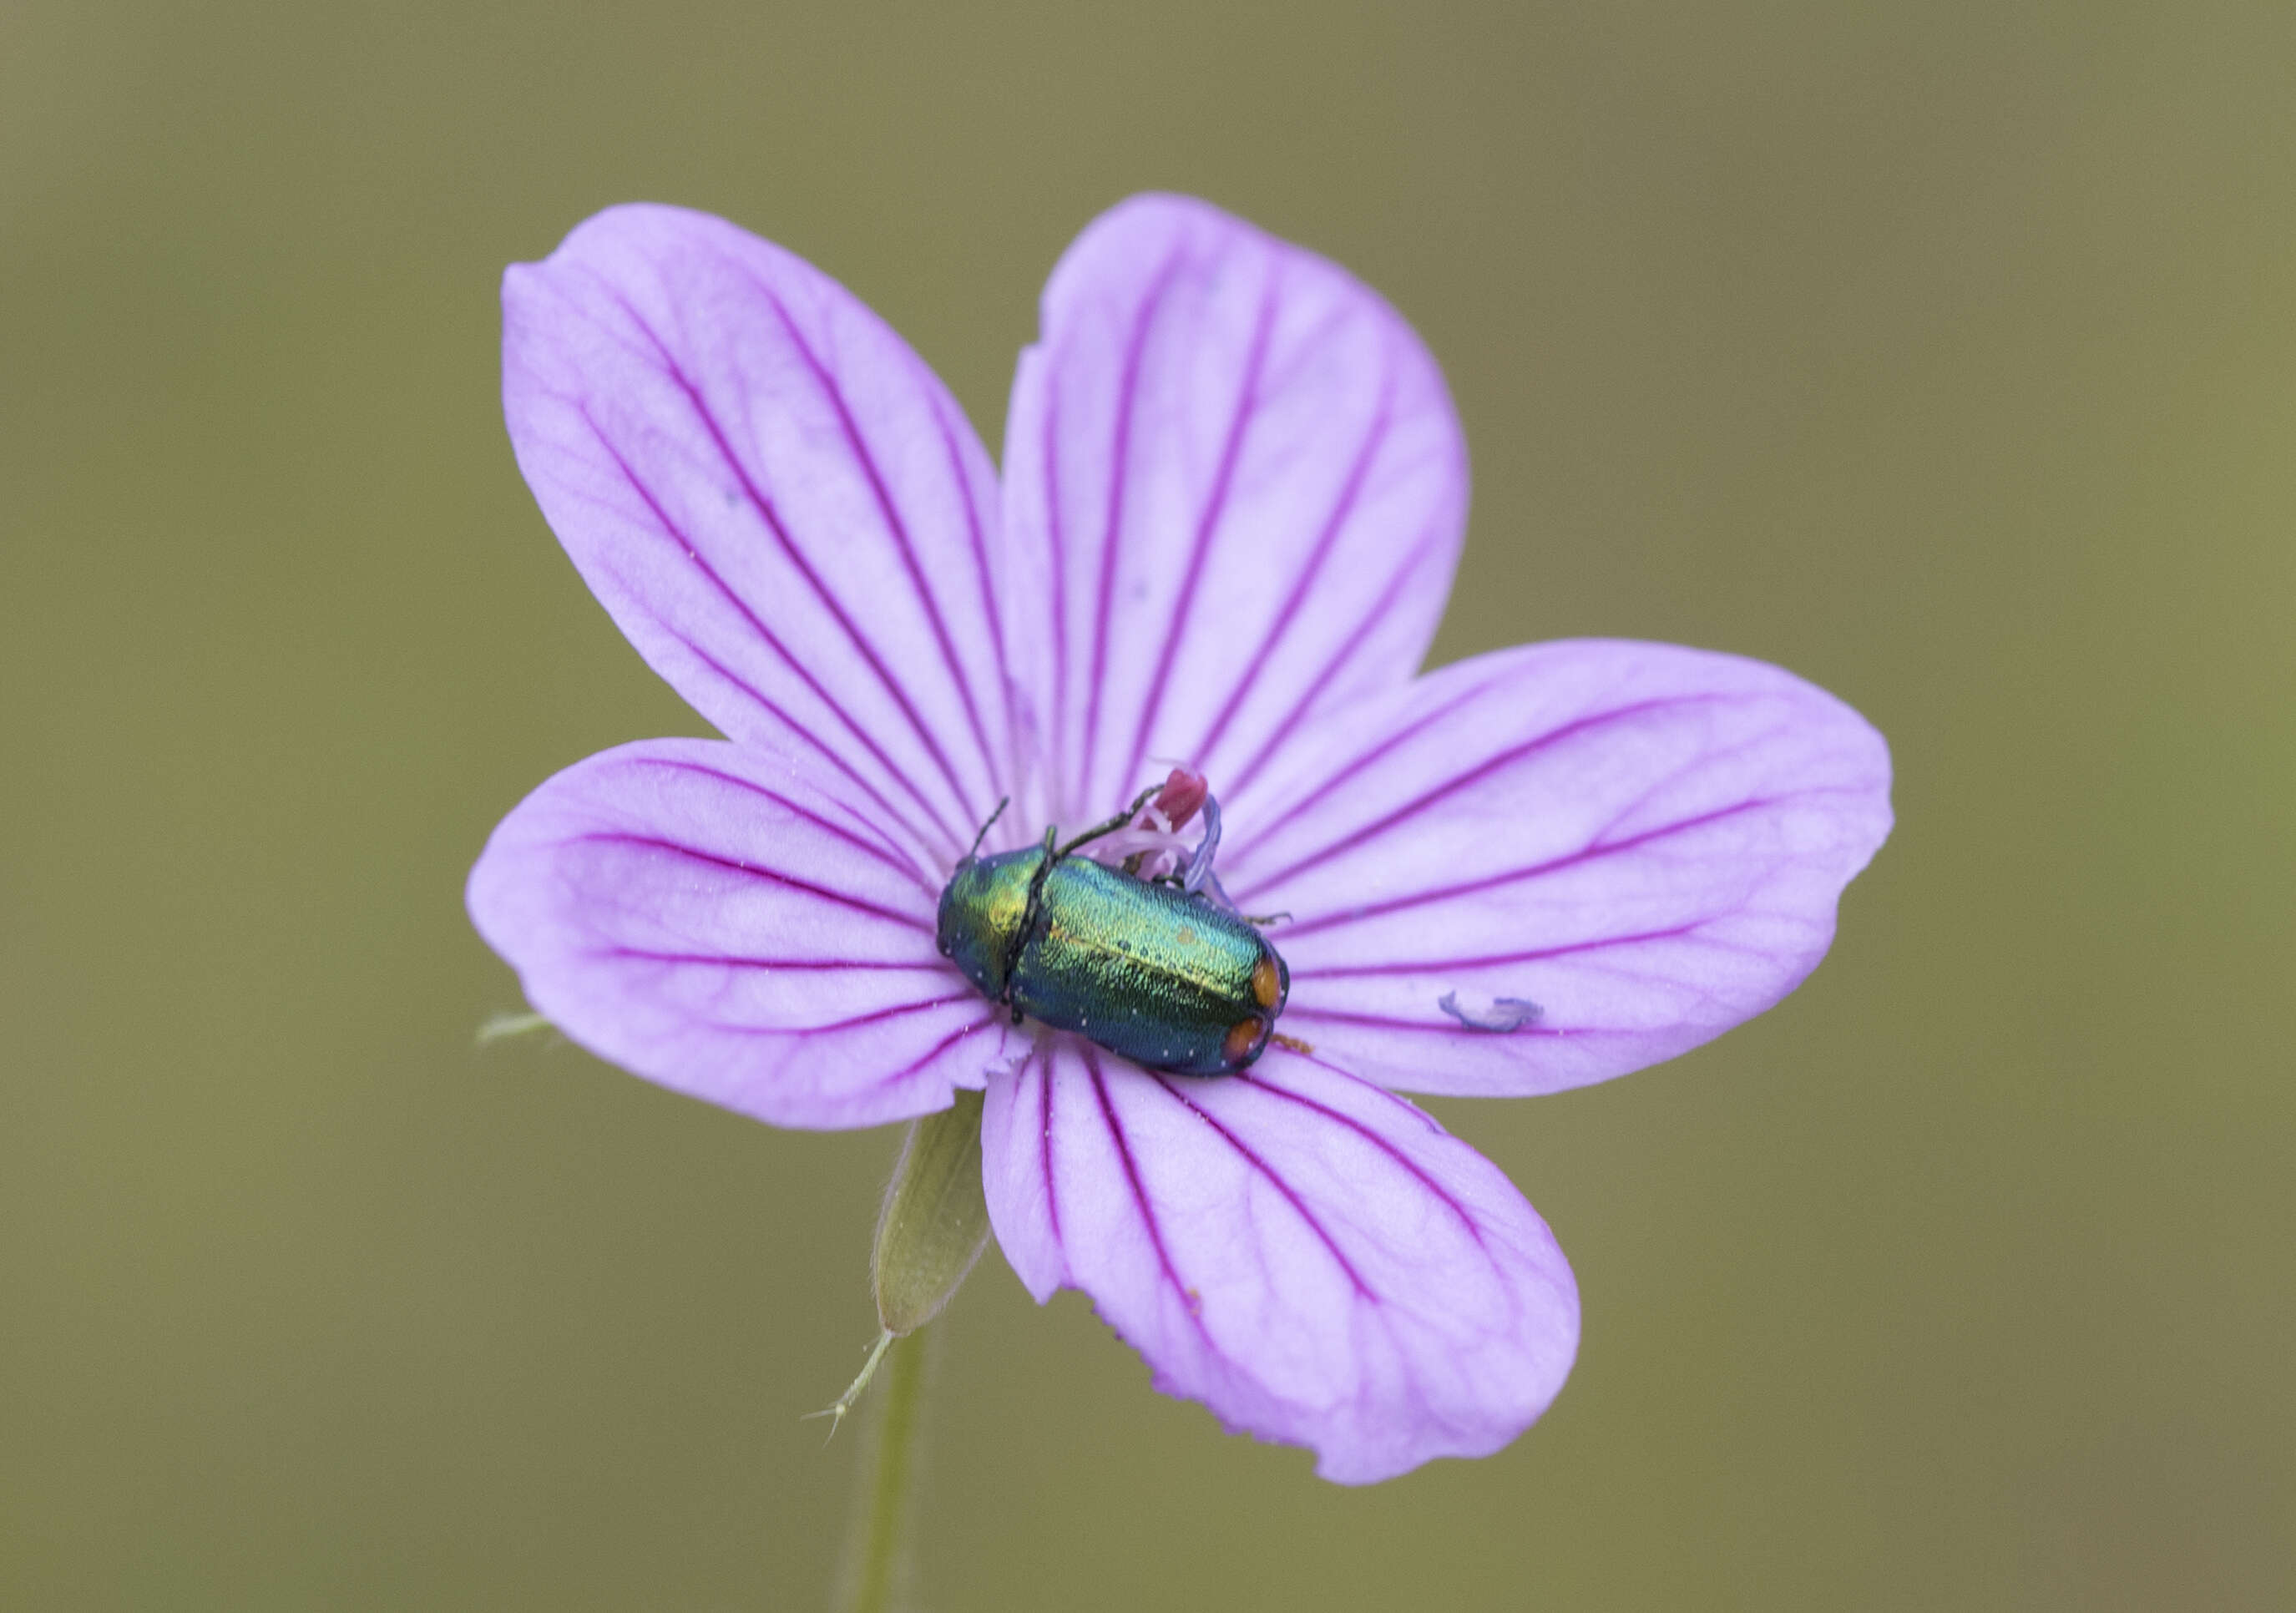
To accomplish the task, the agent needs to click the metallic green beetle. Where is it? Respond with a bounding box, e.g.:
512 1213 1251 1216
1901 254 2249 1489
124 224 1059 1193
936 786 1289 1076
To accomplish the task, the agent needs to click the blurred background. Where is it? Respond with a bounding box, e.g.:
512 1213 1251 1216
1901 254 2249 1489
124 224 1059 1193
4 2 2291 1607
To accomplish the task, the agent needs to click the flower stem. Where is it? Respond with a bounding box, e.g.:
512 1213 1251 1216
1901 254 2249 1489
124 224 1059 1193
835 1325 930 1613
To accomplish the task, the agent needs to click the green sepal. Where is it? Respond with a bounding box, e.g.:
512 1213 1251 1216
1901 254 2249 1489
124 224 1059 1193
871 1089 990 1334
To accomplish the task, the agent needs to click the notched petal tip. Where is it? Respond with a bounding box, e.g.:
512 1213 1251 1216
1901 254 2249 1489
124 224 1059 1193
1226 638 1894 1099
498 201 1015 865
981 1041 1580 1483
1004 190 1469 825
467 737 1001 1132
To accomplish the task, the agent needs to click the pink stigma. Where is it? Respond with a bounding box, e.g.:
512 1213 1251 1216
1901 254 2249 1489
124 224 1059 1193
1150 766 1209 832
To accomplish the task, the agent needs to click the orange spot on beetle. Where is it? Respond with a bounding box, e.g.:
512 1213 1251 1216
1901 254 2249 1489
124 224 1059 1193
1250 953 1282 1009
1222 1017 1266 1067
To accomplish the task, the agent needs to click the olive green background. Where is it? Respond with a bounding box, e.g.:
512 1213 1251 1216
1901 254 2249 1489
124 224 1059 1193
5 3 2290 1608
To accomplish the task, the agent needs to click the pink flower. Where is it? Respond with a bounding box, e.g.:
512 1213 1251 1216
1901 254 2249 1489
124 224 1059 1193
467 195 1892 1483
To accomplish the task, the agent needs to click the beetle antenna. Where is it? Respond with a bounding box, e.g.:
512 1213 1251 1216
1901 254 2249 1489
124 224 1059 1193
963 796 1010 862
1054 784 1159 859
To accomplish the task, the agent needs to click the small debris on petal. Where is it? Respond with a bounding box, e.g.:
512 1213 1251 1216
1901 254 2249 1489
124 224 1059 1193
1437 992 1545 1033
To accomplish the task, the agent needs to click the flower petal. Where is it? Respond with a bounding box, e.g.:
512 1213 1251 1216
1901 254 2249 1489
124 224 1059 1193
1002 195 1467 826
468 738 1014 1130
981 1040 1578 1484
503 205 1014 863
1220 640 1893 1097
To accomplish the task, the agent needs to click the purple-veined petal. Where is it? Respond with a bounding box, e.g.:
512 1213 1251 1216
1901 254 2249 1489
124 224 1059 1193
981 1039 1578 1484
503 205 1016 864
1218 640 1893 1097
468 738 1017 1130
1002 194 1467 827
